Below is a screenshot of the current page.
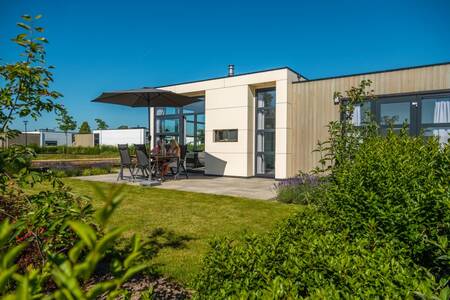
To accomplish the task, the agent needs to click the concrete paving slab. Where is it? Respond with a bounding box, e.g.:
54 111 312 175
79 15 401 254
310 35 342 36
74 171 277 200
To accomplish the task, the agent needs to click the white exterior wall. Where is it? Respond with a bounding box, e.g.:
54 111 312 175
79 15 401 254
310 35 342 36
93 129 147 146
156 68 302 179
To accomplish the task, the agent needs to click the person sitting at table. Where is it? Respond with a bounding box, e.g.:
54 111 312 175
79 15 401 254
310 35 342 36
163 139 180 176
151 138 165 155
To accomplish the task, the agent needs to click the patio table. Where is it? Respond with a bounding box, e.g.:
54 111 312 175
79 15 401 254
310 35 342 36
150 154 180 181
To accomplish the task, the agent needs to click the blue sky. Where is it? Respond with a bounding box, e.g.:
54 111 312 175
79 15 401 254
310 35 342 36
2 0 450 131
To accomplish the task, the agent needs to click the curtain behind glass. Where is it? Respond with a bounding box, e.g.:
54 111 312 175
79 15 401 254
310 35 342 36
433 99 450 144
352 105 362 126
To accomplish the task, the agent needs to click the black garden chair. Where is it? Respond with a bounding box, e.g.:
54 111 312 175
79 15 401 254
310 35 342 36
117 144 135 182
174 144 189 179
133 144 153 179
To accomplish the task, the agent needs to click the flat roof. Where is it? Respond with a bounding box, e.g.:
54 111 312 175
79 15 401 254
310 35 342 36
154 66 306 88
151 61 450 89
293 61 450 84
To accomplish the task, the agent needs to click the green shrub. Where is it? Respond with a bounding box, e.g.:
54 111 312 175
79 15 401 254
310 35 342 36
194 207 436 298
0 145 34 179
31 145 119 155
50 166 114 178
1 148 96 269
81 166 113 176
274 174 322 204
195 133 450 298
0 16 152 298
0 186 151 299
195 80 450 298
317 130 450 277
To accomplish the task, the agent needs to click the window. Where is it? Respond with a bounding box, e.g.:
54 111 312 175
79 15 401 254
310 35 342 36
45 140 57 146
351 101 372 126
154 97 206 169
156 107 179 116
255 88 276 177
214 129 238 142
345 92 450 145
421 96 450 145
156 119 179 134
380 101 410 125
94 133 99 146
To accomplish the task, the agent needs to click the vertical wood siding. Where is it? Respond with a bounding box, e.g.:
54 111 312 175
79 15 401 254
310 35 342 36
289 64 450 175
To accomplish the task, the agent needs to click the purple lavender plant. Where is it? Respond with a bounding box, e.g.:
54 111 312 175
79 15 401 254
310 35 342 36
274 173 321 191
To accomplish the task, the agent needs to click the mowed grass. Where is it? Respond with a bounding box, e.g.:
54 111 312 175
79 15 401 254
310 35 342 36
58 179 299 285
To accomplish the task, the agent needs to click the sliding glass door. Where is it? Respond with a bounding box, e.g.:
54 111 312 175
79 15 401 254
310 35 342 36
255 88 276 177
154 96 205 170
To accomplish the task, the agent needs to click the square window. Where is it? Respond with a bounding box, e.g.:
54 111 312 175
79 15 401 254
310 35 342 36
214 129 238 142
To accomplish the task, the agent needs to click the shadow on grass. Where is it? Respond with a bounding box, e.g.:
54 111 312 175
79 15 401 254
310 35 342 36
94 228 194 279
147 227 194 252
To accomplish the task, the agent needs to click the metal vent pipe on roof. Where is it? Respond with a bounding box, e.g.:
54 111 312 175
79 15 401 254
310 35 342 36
228 64 235 77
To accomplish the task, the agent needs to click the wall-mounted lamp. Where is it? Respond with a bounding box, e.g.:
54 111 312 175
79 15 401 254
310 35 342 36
333 95 341 105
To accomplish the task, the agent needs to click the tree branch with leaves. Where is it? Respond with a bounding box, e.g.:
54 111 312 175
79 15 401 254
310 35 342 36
95 118 108 130
0 15 64 142
57 109 77 150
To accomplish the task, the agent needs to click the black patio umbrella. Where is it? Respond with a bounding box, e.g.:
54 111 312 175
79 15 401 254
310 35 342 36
92 88 199 143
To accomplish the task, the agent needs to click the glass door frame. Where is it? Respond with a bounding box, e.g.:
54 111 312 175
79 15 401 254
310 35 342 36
154 113 182 143
254 87 276 178
182 112 205 152
153 97 205 149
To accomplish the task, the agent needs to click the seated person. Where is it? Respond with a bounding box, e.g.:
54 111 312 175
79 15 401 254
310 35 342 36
151 138 165 155
163 139 181 176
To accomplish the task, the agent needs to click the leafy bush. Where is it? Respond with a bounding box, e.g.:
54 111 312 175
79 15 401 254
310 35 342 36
31 145 119 156
317 130 450 278
194 207 436 298
195 132 450 298
1 148 95 267
0 145 34 183
194 80 450 298
51 166 114 178
0 186 151 299
81 167 114 176
0 16 154 298
274 173 321 204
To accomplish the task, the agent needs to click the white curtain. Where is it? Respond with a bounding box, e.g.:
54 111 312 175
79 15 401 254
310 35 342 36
433 99 450 145
352 105 362 126
257 111 265 129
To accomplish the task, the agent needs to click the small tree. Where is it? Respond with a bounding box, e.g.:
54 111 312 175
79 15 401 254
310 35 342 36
56 109 76 150
79 121 91 133
314 80 377 173
118 125 128 129
0 15 63 143
95 118 108 130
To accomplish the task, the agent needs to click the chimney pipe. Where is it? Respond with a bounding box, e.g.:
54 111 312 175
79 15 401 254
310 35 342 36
228 64 235 77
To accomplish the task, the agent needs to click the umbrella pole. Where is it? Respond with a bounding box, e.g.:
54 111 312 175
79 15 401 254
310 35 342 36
147 105 152 147
148 104 152 181
140 104 160 186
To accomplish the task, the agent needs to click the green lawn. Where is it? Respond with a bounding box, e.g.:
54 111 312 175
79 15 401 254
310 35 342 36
61 179 299 285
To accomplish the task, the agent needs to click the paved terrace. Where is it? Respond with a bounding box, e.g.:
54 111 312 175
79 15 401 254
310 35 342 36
75 171 277 200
